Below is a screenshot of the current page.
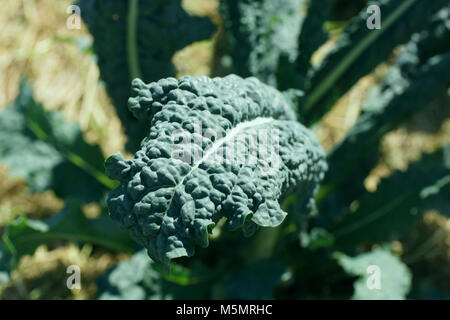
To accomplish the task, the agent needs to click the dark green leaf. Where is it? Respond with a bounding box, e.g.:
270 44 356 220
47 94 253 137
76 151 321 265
331 150 450 248
409 281 450 300
97 250 211 300
223 260 286 299
302 0 448 124
278 0 337 91
323 49 450 197
0 243 12 285
3 202 135 265
97 250 159 300
293 0 335 84
407 6 450 67
329 0 368 21
301 227 335 251
0 79 115 203
106 75 327 266
317 10 450 226
77 0 215 151
220 0 303 86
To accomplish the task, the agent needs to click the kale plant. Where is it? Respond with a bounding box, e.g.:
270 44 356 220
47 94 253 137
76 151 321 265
0 0 449 300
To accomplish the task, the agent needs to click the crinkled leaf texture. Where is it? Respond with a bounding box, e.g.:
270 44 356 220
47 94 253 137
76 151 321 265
105 75 327 265
220 0 303 86
77 0 215 152
335 247 412 300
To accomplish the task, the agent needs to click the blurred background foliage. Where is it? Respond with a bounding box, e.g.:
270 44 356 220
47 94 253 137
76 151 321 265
0 0 449 299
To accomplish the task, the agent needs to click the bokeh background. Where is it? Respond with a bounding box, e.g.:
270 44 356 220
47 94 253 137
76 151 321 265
0 0 449 299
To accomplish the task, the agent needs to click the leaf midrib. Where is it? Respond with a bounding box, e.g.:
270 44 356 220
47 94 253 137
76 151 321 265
162 117 274 218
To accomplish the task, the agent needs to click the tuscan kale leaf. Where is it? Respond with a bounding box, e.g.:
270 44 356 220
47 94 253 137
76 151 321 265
220 0 303 86
105 75 327 265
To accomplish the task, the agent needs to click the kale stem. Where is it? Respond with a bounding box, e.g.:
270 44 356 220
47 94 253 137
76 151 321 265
127 0 142 80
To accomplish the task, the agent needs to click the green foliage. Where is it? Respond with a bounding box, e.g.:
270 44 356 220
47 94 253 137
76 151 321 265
2 202 135 267
0 244 12 285
220 0 303 86
77 0 215 151
325 52 450 189
335 247 412 300
97 249 212 299
97 250 166 300
406 6 450 64
105 75 327 265
0 0 449 301
292 0 335 84
318 12 450 224
409 282 450 300
223 260 286 299
0 79 113 203
277 0 337 91
331 151 450 249
301 0 449 124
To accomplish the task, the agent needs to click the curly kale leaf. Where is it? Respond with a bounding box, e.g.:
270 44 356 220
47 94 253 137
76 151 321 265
105 75 327 265
77 0 215 152
220 0 303 86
